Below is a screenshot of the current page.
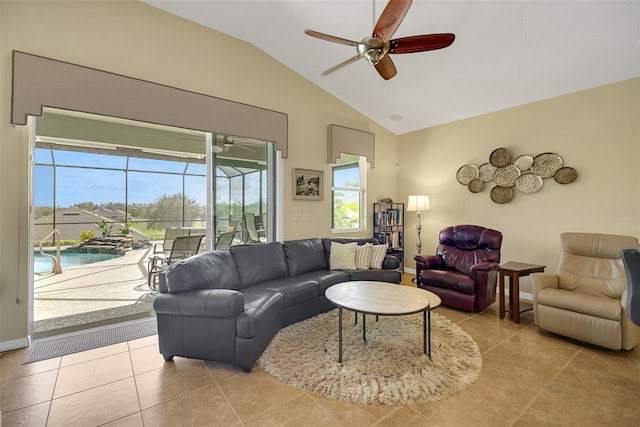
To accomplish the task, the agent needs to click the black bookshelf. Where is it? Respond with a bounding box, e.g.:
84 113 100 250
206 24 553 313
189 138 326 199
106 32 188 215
373 202 404 268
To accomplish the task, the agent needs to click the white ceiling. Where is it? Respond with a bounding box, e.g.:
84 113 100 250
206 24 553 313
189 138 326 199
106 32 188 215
144 0 639 135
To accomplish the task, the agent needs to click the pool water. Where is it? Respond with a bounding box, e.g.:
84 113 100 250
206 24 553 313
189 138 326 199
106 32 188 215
34 251 123 273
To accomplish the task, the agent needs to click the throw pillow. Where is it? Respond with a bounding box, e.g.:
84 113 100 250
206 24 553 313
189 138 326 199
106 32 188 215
329 242 357 270
355 243 372 270
369 244 387 269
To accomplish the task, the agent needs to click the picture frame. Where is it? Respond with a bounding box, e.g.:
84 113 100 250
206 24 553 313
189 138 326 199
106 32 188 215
293 168 323 200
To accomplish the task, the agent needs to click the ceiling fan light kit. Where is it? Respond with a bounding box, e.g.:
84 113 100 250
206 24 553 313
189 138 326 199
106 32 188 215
305 0 455 80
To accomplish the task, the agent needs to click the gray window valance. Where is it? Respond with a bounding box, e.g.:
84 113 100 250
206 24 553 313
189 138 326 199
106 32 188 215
11 51 288 158
327 124 375 168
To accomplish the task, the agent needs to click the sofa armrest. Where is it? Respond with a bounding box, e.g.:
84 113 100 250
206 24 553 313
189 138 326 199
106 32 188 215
158 271 169 293
382 254 400 269
530 273 558 294
153 289 244 318
470 261 500 273
414 254 443 270
468 262 500 310
414 254 444 285
530 273 559 325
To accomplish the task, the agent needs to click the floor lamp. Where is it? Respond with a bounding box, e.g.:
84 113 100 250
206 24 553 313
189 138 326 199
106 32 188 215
407 195 431 283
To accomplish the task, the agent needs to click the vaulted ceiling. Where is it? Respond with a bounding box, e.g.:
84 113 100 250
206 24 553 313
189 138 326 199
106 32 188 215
144 1 639 135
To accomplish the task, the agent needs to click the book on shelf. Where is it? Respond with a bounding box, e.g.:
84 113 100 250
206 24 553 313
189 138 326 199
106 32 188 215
374 231 402 249
375 209 404 226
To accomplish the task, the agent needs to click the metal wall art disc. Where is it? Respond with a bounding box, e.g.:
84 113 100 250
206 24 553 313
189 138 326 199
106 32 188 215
468 179 484 193
490 186 513 204
489 147 512 167
456 164 479 185
514 155 534 171
531 153 563 178
493 164 521 187
515 173 543 193
478 163 497 182
554 166 578 184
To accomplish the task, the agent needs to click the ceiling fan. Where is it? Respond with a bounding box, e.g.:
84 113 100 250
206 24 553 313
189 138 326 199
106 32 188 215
211 135 255 154
305 0 455 80
181 133 256 153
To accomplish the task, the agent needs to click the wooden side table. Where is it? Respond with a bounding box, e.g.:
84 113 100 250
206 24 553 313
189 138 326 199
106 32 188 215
499 261 546 323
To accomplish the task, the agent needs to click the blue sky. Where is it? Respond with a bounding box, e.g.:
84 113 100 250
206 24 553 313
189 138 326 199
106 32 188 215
34 149 261 208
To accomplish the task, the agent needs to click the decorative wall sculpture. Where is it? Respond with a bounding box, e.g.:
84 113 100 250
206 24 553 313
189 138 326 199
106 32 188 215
456 148 577 203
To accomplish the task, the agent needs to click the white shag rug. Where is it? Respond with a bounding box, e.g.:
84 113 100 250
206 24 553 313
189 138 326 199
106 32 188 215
258 309 482 406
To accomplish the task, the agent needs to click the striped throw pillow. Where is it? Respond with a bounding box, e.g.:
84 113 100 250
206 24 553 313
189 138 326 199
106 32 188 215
369 244 387 269
355 243 372 270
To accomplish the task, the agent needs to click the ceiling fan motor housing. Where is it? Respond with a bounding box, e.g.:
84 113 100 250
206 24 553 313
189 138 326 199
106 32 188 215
357 37 390 65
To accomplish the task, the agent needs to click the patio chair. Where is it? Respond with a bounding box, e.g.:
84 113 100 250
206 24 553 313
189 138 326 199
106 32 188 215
244 213 265 243
152 227 190 255
215 230 237 249
148 234 205 289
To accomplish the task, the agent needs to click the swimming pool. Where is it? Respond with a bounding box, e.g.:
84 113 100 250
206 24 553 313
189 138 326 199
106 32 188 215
34 251 124 273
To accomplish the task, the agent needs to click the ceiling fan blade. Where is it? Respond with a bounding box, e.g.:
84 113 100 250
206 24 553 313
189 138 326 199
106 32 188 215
374 55 397 80
389 33 455 54
236 144 256 152
373 0 412 42
304 29 358 47
321 55 363 76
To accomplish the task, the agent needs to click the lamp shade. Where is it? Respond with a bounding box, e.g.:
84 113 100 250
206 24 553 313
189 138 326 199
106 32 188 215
407 195 430 212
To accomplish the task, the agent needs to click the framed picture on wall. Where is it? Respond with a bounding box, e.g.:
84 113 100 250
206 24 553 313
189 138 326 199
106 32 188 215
293 168 323 200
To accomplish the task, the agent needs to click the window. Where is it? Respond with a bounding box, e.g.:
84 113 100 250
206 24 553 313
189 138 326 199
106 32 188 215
332 154 365 231
34 109 277 248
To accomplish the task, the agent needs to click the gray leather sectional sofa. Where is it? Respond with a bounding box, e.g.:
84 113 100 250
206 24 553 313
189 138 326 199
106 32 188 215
153 237 401 372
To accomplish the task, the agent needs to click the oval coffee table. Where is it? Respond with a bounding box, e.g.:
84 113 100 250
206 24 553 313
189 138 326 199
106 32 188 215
325 281 441 364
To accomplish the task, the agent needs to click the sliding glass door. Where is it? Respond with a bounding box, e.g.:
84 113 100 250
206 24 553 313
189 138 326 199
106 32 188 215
32 108 276 338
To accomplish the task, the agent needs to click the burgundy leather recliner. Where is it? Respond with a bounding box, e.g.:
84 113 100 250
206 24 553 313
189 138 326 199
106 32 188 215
414 225 503 312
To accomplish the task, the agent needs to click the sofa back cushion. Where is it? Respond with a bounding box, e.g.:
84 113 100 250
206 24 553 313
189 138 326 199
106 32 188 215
230 242 288 288
558 232 638 298
437 225 502 275
283 238 328 276
164 250 240 293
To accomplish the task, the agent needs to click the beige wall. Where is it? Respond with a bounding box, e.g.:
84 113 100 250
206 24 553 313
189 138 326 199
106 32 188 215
0 1 398 346
1 0 637 348
398 78 640 294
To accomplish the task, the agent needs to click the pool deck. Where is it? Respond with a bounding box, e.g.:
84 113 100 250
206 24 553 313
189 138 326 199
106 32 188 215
33 246 157 335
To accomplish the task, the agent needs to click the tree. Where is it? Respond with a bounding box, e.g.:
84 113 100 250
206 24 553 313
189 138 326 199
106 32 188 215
332 191 360 229
103 202 126 211
146 193 201 230
73 202 98 211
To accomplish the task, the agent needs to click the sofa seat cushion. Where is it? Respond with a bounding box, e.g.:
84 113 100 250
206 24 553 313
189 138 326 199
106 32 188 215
230 242 288 289
236 290 283 338
295 270 349 293
421 269 475 295
283 238 328 276
538 288 621 321
344 269 401 283
247 277 320 308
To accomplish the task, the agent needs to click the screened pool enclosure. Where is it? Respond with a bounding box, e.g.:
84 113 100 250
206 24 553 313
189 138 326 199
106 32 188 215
34 109 274 249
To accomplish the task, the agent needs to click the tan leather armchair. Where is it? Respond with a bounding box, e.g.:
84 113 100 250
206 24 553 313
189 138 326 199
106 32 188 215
531 232 640 350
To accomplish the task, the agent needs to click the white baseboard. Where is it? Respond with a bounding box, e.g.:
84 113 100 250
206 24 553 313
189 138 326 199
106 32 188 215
518 292 533 303
0 336 30 352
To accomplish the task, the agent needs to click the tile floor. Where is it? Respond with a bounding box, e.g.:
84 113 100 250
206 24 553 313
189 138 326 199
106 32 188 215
2 274 639 426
